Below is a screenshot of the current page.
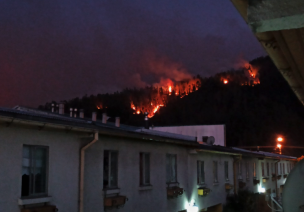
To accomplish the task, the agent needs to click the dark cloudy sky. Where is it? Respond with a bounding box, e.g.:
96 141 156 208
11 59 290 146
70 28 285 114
0 0 265 107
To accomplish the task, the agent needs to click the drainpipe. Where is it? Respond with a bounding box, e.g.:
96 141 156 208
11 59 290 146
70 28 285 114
79 132 99 212
233 156 241 196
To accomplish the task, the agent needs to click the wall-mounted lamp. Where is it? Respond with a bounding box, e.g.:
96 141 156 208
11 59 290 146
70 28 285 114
188 202 199 212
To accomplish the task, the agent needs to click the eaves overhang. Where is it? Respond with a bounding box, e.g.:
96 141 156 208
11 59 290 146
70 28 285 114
231 0 304 105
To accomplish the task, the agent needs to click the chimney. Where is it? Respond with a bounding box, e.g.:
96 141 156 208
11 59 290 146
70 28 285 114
115 117 120 127
74 108 77 118
102 113 107 124
70 108 73 117
51 103 55 113
59 102 65 115
144 112 149 129
92 112 97 122
79 109 84 118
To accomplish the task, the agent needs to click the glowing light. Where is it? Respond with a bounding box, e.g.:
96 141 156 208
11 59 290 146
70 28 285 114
223 80 228 84
277 144 282 148
136 111 140 114
277 137 283 142
258 186 266 193
187 202 199 212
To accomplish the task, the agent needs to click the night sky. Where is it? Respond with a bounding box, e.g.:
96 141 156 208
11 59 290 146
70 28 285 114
0 0 265 107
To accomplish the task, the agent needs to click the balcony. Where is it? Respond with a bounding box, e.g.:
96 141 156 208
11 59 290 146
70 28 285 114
225 183 233 190
104 195 128 209
239 181 246 189
21 205 58 212
167 183 184 198
253 178 260 185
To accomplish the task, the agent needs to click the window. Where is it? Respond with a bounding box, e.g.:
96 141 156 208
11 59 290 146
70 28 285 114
261 162 265 177
140 153 150 186
246 162 249 180
280 163 282 175
213 161 218 183
224 161 229 181
253 162 256 178
283 163 285 174
197 161 205 184
271 163 274 174
166 154 177 183
266 162 269 177
238 161 242 179
103 150 118 188
22 145 48 197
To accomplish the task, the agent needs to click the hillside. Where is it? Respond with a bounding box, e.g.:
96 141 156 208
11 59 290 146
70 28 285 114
40 56 304 156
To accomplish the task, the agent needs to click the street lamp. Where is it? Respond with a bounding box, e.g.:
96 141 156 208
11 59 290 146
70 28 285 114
277 137 283 142
277 144 282 154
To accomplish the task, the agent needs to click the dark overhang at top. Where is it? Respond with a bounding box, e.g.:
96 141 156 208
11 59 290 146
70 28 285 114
231 0 304 105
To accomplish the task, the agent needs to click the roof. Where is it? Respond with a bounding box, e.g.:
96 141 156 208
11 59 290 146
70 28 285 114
232 147 297 160
0 106 297 160
231 0 304 105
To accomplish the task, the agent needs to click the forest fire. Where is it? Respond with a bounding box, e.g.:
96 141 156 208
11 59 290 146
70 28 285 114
130 78 201 118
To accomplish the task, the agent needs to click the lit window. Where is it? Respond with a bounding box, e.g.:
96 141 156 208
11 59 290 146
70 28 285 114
103 150 118 188
140 153 150 186
225 161 229 181
266 162 269 177
261 162 265 177
22 145 48 197
253 162 256 178
166 154 177 183
213 161 218 183
197 161 205 184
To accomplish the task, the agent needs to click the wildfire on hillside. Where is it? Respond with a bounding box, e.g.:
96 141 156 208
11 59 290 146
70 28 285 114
130 78 201 118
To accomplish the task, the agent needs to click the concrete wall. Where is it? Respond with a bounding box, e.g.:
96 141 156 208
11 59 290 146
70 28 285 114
84 135 233 212
0 123 83 212
151 125 225 146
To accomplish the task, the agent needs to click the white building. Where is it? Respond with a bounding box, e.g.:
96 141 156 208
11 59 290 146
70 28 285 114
0 106 296 212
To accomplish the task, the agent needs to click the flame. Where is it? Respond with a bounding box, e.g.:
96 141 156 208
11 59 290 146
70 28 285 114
137 110 140 114
223 79 228 84
131 78 202 118
97 105 102 109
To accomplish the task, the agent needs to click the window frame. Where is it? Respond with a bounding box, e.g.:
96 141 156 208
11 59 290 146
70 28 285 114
140 152 151 186
261 162 265 177
266 162 269 177
246 161 249 180
166 154 177 183
213 161 218 183
253 162 256 178
103 150 119 189
224 161 229 182
21 145 49 198
197 160 205 185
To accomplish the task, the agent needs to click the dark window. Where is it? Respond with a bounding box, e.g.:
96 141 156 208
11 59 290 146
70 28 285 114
246 162 249 180
166 154 177 183
267 162 269 176
238 161 242 179
261 162 265 177
253 162 256 178
22 145 48 197
197 161 205 184
224 161 229 181
213 161 218 183
103 150 118 188
283 163 285 174
140 153 150 186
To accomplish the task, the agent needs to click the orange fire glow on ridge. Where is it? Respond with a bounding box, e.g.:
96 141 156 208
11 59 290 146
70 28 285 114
130 78 201 118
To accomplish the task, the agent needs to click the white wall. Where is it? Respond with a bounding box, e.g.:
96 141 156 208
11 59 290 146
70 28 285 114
84 135 234 212
0 124 83 212
151 125 226 146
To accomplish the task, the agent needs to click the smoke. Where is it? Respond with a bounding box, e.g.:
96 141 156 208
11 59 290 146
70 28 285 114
0 0 265 107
